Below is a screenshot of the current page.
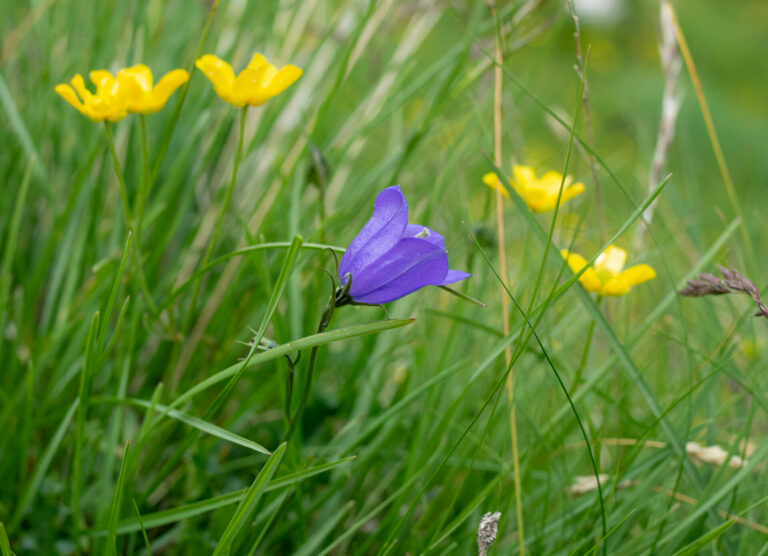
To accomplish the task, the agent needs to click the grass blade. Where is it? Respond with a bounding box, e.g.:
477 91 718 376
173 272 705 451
93 396 271 455
170 317 416 409
9 398 79 532
0 156 34 364
107 443 130 556
213 442 287 555
86 456 355 537
0 522 14 556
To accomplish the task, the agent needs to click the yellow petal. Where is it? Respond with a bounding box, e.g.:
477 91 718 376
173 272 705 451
512 164 536 192
89 70 114 87
602 264 656 296
482 172 509 197
143 69 189 113
247 52 269 71
561 250 603 293
559 182 585 204
54 83 88 115
265 64 302 97
118 64 153 91
196 54 237 103
234 65 277 105
594 245 626 277
523 188 557 212
538 170 568 196
70 74 93 102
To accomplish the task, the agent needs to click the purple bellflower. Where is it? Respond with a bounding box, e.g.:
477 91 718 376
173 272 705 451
337 185 470 305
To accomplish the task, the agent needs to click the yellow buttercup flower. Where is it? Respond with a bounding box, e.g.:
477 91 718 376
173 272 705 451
195 53 302 107
482 165 585 213
116 64 189 114
54 71 127 122
561 245 656 296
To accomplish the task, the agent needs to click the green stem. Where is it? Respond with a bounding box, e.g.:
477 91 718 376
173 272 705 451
136 115 151 235
104 122 133 226
103 122 159 315
284 297 335 442
185 105 248 324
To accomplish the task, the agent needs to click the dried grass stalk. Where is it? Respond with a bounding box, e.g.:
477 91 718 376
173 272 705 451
680 265 768 319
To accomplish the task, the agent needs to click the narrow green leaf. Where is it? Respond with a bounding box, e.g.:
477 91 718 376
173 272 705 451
213 442 287 555
247 490 293 554
170 317 415 409
9 398 79 531
71 311 100 530
93 396 271 455
294 501 354 556
107 443 130 556
86 456 355 537
0 78 47 185
98 233 132 351
0 522 14 556
0 157 34 364
670 518 736 556
132 500 152 556
162 241 345 309
209 235 303 419
658 438 768 547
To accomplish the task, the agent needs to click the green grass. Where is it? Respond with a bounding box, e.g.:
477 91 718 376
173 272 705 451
2 0 768 554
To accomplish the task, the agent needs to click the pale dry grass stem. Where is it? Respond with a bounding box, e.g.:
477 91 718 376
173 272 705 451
488 2 525 551
636 1 681 248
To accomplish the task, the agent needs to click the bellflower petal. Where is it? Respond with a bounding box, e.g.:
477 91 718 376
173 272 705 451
405 224 446 250
440 269 472 286
349 238 448 304
340 185 408 280
340 186 470 305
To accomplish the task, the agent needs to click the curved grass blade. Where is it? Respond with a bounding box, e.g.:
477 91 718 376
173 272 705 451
92 396 271 455
87 456 355 537
107 443 130 556
132 499 152 556
0 156 34 364
98 232 132 351
213 442 287 555
170 317 416 409
0 522 14 556
161 241 345 310
9 398 79 532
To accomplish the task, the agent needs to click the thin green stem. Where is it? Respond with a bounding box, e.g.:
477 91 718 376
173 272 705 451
284 298 335 442
136 115 151 235
104 122 133 227
185 105 248 325
573 297 601 388
103 122 159 315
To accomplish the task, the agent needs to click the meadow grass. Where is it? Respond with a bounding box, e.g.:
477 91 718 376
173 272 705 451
2 0 768 554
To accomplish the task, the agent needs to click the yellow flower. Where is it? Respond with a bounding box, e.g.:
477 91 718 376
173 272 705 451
561 245 656 296
482 164 585 213
195 53 302 107
116 64 189 114
54 71 127 122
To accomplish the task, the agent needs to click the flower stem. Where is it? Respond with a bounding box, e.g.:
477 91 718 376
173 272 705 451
136 115 151 235
103 122 158 315
284 296 335 442
185 106 248 324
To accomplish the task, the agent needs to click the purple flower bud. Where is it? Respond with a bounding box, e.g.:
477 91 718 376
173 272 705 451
339 186 470 304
